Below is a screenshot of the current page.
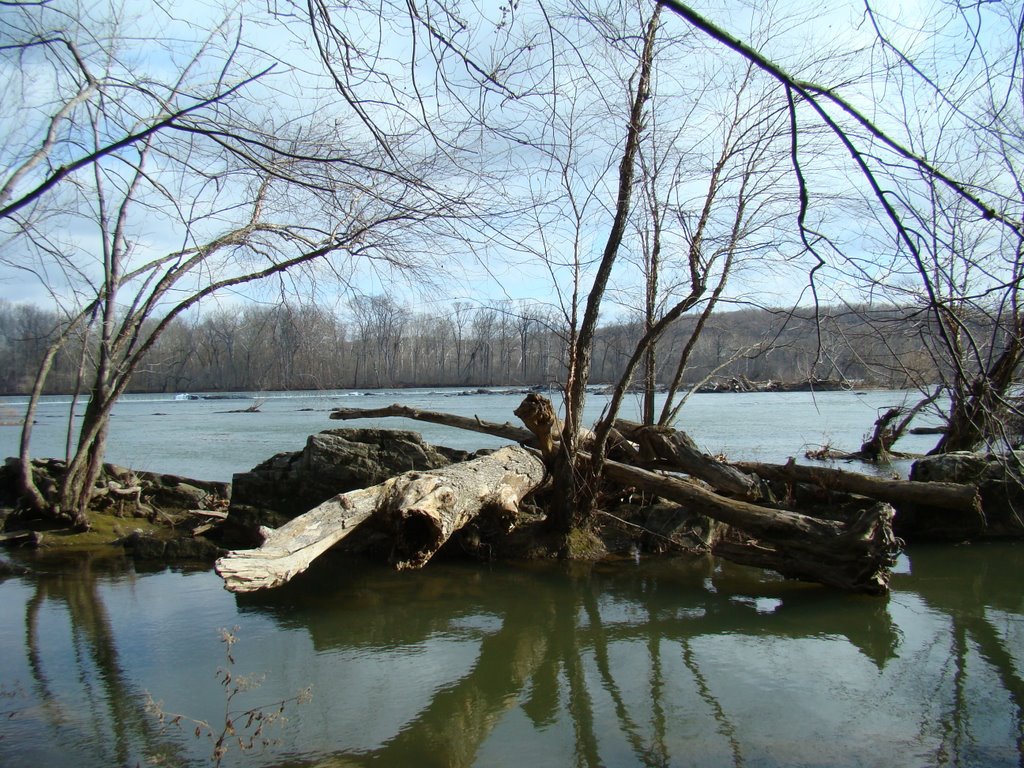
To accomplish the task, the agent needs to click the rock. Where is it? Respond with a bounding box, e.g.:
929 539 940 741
224 428 470 546
118 529 221 560
113 466 230 510
901 452 1024 539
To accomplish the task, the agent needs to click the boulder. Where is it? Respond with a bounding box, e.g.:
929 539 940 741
900 452 1024 539
118 529 221 561
225 428 471 546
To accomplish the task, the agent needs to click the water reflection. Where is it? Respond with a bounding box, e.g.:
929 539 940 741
17 555 182 766
891 545 1024 765
1 545 1021 767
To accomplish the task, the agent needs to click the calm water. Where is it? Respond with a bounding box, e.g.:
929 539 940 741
2 389 1018 767
0 546 1021 767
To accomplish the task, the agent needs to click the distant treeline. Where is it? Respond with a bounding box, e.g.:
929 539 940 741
0 297 938 395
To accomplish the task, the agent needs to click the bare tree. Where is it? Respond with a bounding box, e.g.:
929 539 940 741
656 0 1024 455
4 0 470 527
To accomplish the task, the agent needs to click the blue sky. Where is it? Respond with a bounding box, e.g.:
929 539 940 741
0 0 1014 322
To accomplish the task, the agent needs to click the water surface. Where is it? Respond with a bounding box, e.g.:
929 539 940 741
0 545 1020 767
2 388 1013 767
0 388 943 481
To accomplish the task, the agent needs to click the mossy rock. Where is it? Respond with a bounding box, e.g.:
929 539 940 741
564 527 608 560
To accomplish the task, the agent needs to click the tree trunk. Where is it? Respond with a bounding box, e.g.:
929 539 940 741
933 324 1024 454
60 388 115 530
18 348 60 514
216 445 546 592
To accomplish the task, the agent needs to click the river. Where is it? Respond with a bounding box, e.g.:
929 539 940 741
0 387 944 481
0 389 1021 766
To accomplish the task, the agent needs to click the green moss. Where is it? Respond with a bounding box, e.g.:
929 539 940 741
36 511 169 552
564 526 607 560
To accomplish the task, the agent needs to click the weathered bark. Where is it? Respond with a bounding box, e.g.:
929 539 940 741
216 445 546 592
380 445 546 570
613 420 760 498
215 485 383 592
514 394 561 460
600 458 900 593
325 402 907 591
732 460 981 515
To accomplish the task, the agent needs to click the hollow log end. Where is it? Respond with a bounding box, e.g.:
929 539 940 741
389 508 446 570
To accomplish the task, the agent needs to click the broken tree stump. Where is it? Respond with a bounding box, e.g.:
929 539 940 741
613 420 760 499
216 445 546 592
514 393 561 460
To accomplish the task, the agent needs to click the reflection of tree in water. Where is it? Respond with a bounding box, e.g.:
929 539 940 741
894 545 1024 765
680 639 742 768
256 554 909 768
11 547 1021 766
22 554 182 766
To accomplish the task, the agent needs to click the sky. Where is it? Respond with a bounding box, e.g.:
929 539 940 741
0 0 1015 323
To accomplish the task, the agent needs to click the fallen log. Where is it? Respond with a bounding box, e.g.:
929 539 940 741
216 445 546 592
732 460 981 515
330 404 534 443
600 458 900 593
613 420 760 499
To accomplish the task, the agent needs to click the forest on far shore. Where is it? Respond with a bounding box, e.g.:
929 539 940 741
0 298 944 396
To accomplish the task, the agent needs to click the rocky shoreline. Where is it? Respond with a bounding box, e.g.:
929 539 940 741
2 427 1022 575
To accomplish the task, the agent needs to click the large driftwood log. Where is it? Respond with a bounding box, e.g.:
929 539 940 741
733 460 981 514
216 445 546 592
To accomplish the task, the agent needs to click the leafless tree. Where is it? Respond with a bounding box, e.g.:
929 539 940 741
656 0 1024 454
4 0 471 527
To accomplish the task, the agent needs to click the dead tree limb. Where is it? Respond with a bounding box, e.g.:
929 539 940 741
330 404 534 443
732 460 980 515
613 420 760 498
215 486 379 592
216 446 546 592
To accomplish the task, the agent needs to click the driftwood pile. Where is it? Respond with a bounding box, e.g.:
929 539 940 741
216 396 983 595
